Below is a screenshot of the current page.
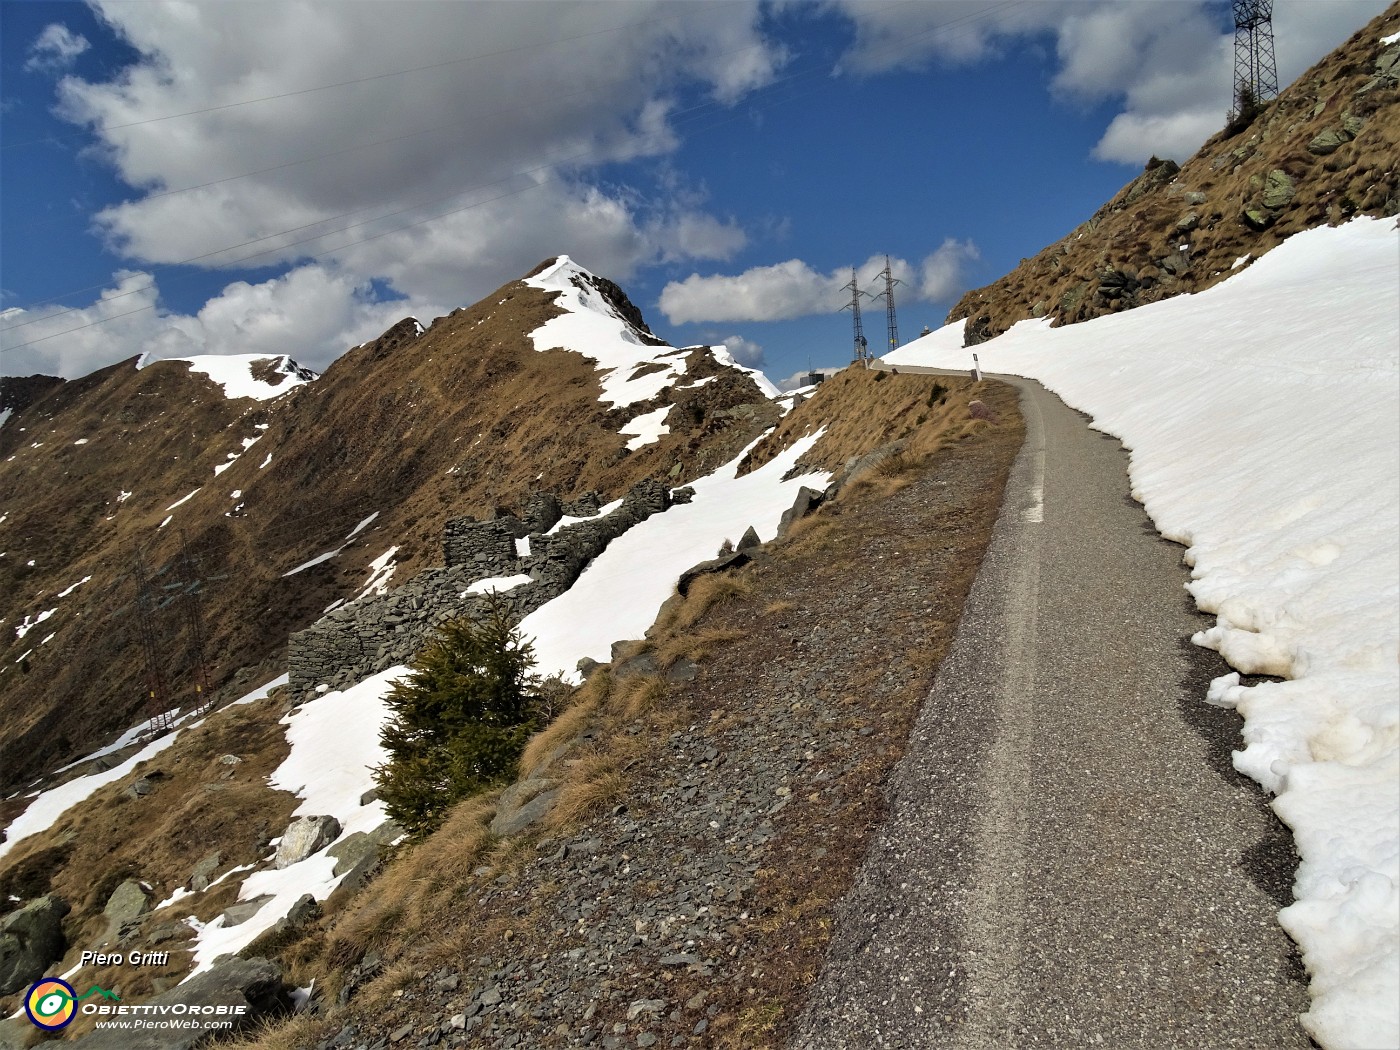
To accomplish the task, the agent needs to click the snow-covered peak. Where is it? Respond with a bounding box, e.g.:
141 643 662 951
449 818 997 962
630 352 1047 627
140 353 319 402
525 257 779 408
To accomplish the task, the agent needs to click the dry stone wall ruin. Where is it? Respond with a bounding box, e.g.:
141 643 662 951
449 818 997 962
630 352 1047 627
287 480 677 702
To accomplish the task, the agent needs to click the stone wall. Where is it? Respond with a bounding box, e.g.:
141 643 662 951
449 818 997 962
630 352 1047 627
287 481 671 702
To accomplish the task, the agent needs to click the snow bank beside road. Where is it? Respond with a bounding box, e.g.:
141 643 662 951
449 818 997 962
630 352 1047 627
886 216 1400 1049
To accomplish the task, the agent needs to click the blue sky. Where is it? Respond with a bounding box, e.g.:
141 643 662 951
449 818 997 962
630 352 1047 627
0 0 1388 388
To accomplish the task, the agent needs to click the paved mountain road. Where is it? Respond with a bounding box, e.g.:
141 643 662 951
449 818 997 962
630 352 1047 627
792 370 1312 1049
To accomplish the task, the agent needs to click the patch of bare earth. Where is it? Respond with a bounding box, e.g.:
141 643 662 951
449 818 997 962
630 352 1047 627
236 378 1022 1050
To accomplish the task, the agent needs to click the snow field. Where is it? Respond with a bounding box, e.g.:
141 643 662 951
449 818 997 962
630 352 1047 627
885 217 1400 1050
150 354 315 402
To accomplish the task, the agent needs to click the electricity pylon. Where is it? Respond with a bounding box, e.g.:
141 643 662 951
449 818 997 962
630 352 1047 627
840 268 872 365
869 256 903 356
1232 0 1278 118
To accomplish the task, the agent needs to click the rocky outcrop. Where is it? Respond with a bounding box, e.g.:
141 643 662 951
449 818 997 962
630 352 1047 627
288 481 676 702
0 895 69 996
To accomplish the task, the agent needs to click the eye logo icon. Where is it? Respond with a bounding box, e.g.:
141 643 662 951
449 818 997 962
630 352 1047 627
25 978 77 1030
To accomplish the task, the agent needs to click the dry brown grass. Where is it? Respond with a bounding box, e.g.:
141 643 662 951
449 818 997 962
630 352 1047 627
518 671 610 777
763 599 796 616
544 750 629 832
670 572 752 631
617 674 668 719
740 367 978 479
657 626 747 666
320 794 497 975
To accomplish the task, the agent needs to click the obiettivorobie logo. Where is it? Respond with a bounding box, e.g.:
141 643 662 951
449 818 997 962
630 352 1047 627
24 978 121 1031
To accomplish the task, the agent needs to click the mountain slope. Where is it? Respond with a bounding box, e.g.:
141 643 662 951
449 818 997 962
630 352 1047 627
0 258 779 790
948 7 1400 343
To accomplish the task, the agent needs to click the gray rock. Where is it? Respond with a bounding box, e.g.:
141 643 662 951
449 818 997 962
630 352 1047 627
221 894 274 928
286 894 319 926
777 485 825 537
1307 127 1351 155
1175 212 1200 230
188 851 223 892
735 526 761 552
0 895 69 996
103 879 150 930
490 785 561 837
1243 206 1275 230
1262 168 1296 210
274 815 342 868
69 955 291 1048
327 820 402 877
359 787 381 806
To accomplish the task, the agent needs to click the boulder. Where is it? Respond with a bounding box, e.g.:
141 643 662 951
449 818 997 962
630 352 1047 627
490 780 561 837
188 852 222 892
285 894 319 927
1307 128 1351 155
735 526 762 552
0 895 69 996
273 815 342 869
69 955 291 1048
220 894 274 928
1243 206 1275 230
103 879 150 930
1262 169 1296 210
776 486 826 537
327 820 403 878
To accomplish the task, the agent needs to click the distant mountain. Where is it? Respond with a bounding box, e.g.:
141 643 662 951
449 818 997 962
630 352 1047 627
0 257 779 790
948 7 1400 343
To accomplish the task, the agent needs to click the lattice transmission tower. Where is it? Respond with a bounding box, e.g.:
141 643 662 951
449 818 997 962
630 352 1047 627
1232 0 1278 118
869 256 903 357
118 536 227 739
840 268 872 365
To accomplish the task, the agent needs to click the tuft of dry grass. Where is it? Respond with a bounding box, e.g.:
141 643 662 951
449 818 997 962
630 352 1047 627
672 572 752 631
617 674 668 719
544 750 628 832
658 627 746 667
763 599 796 616
518 672 609 778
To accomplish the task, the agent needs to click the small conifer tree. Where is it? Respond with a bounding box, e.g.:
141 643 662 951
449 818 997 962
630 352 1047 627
374 599 540 838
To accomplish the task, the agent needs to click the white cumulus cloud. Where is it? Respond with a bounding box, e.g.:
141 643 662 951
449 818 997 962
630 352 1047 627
831 0 1392 166
25 24 90 73
0 266 443 378
659 246 978 326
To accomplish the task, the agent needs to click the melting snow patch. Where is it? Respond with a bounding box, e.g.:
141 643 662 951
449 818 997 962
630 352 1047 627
524 256 692 408
1382 29 1400 44
56 576 91 599
15 609 55 639
521 428 829 681
183 667 398 978
621 406 671 450
346 512 379 539
1232 254 1252 270
176 355 317 402
515 536 532 557
73 438 88 445
157 515 173 529
464 574 532 596
118 490 132 502
259 452 273 469
167 488 201 511
355 547 399 600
